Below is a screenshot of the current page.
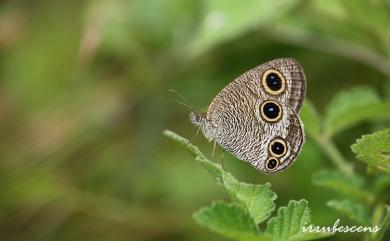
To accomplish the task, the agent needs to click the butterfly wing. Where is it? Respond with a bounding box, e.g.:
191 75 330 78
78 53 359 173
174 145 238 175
250 58 306 112
204 58 306 173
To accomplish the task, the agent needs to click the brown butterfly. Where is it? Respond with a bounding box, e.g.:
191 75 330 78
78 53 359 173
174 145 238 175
190 58 306 174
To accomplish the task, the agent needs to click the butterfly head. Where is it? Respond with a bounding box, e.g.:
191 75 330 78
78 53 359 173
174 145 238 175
190 111 205 126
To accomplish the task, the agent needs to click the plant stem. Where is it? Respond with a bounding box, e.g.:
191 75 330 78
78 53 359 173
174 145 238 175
267 25 390 77
365 205 390 241
317 135 354 176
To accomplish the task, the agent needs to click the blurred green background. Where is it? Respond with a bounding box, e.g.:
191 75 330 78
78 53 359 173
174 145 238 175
0 0 389 241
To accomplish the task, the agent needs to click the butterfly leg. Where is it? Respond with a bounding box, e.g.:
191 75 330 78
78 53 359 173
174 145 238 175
211 140 217 161
220 149 226 171
185 125 200 146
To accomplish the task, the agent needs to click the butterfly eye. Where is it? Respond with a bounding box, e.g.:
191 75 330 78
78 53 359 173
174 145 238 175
261 69 286 95
269 138 287 157
265 158 279 171
260 101 282 122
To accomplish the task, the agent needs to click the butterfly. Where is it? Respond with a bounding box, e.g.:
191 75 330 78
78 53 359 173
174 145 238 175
190 58 306 174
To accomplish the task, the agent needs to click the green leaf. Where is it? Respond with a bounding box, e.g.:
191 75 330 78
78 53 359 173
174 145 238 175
193 201 269 241
164 130 277 224
226 180 277 224
351 128 390 173
324 87 390 136
300 100 322 138
266 200 332 241
190 0 299 55
312 170 374 203
163 129 205 158
166 131 331 241
127 0 201 50
327 199 369 225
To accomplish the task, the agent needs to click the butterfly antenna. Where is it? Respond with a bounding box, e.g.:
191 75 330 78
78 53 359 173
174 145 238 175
169 89 199 114
169 89 202 145
175 100 198 113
